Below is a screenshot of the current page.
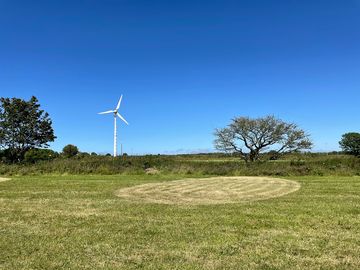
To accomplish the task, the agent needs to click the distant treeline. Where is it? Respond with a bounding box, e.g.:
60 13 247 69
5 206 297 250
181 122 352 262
1 152 359 177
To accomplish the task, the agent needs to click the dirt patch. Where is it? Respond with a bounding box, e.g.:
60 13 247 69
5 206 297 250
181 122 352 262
115 176 301 205
0 177 10 182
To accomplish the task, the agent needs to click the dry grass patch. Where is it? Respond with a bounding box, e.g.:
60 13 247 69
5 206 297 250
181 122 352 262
0 177 10 182
115 176 300 205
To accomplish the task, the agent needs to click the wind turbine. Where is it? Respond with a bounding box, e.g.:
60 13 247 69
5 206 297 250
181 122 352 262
98 95 129 157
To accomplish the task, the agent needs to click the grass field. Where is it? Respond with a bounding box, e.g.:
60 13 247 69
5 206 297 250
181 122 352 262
1 175 360 269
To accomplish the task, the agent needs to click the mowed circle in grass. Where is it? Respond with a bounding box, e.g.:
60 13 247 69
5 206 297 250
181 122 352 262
115 177 300 205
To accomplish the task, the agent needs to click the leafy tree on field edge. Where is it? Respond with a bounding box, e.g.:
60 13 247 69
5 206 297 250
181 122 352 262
0 96 56 162
62 144 79 158
214 115 312 162
339 132 360 157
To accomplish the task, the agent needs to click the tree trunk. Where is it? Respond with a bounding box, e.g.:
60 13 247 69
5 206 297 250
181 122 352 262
249 150 260 162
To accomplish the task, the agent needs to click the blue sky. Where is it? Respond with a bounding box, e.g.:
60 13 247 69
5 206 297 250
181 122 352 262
1 0 359 154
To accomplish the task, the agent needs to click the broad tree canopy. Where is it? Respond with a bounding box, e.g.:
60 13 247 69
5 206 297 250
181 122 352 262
0 96 56 162
62 144 79 158
214 115 312 162
339 132 360 157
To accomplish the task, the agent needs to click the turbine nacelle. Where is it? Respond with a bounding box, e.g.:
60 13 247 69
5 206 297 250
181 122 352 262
98 95 129 125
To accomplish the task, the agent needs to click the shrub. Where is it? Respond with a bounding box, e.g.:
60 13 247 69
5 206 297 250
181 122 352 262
0 149 11 163
78 152 90 158
24 148 58 163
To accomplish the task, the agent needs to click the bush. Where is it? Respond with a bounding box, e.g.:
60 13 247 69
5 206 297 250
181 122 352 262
78 152 90 158
0 149 10 163
24 148 58 163
62 144 79 158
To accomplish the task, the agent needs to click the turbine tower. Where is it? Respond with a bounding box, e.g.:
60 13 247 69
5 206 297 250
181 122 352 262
98 95 129 157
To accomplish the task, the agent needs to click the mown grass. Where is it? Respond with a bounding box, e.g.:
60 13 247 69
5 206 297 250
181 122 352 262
1 175 360 269
114 177 301 205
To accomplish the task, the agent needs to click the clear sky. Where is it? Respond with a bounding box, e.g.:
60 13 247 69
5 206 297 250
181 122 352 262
1 0 359 154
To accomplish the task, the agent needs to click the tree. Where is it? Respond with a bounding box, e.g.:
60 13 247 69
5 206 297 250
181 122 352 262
0 96 56 162
214 115 312 162
339 132 360 157
62 144 79 158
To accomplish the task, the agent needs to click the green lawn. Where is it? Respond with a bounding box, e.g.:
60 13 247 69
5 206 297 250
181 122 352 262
1 175 360 269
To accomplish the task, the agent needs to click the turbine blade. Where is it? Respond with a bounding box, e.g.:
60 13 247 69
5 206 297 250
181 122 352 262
117 113 129 125
98 110 115 115
116 95 123 110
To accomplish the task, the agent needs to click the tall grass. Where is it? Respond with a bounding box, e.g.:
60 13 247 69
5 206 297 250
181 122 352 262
0 153 359 176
